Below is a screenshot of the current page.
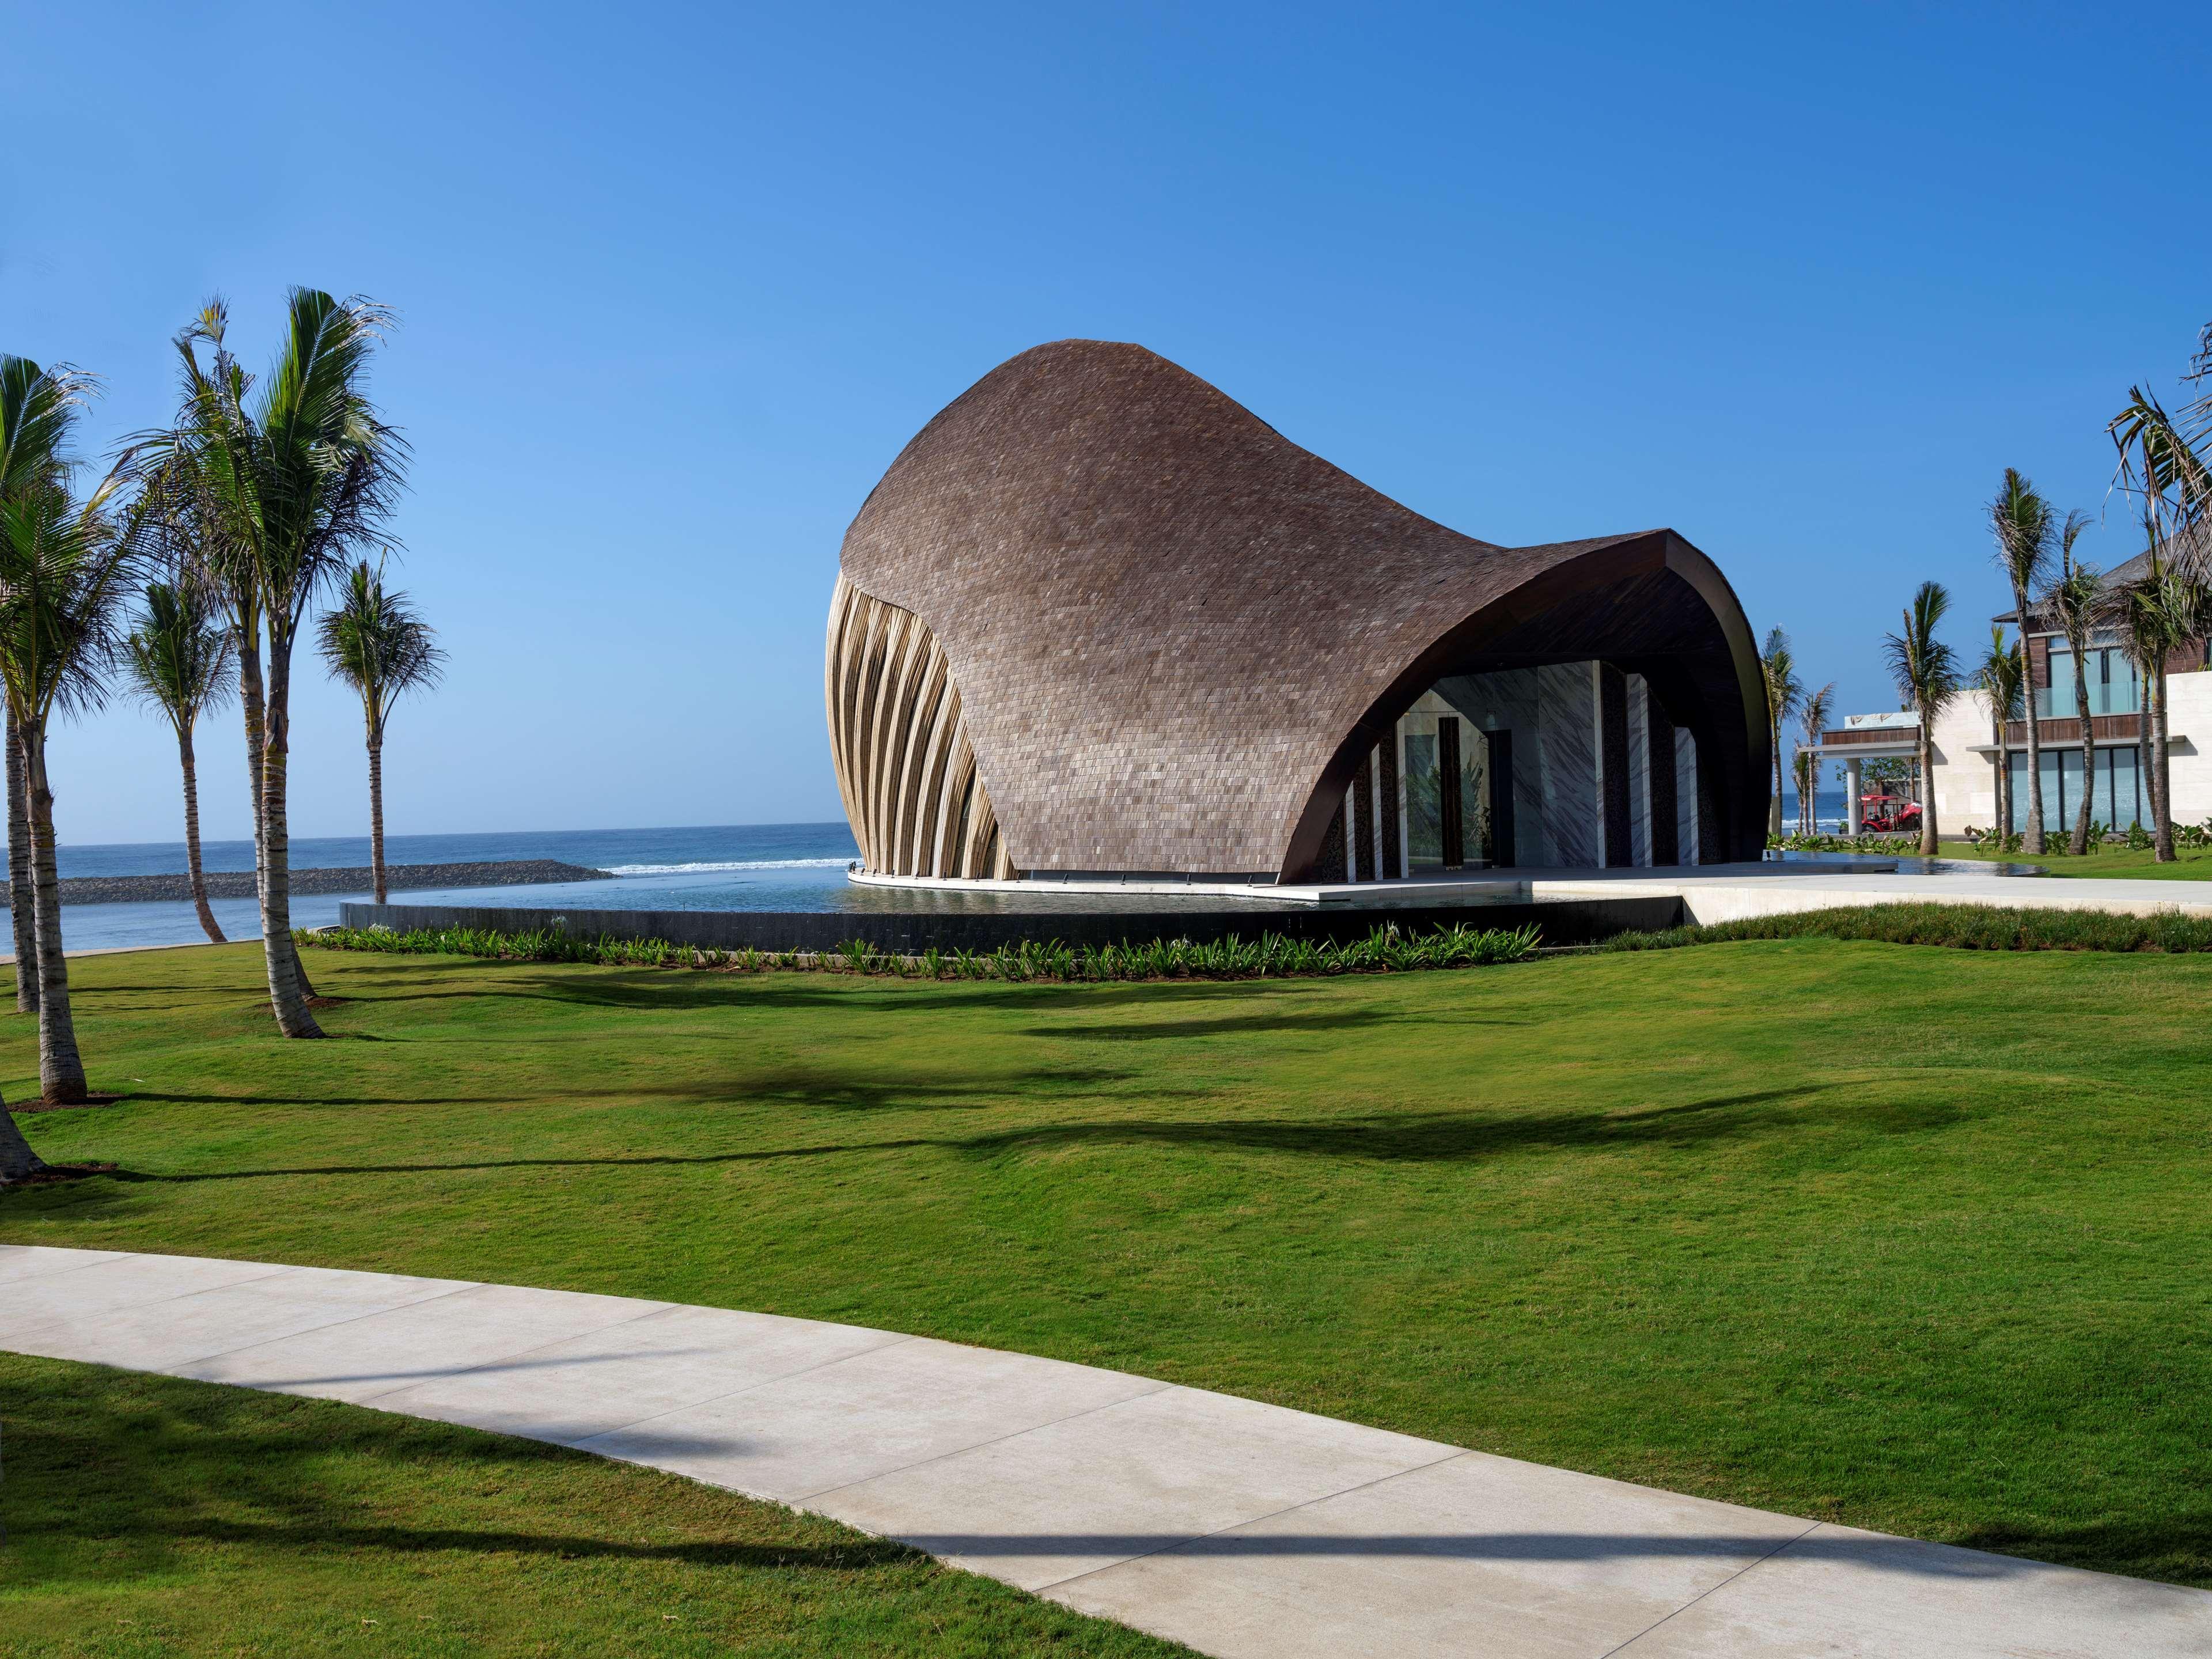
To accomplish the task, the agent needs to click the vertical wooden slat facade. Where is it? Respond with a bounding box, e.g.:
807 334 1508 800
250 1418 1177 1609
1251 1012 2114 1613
825 575 1012 878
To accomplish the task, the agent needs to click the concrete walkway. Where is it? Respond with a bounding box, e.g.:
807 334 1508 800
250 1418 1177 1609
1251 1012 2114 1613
1527 862 2212 925
5 1245 2206 1658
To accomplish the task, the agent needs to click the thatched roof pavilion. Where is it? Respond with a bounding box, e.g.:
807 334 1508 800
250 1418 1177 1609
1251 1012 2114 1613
828 341 1768 884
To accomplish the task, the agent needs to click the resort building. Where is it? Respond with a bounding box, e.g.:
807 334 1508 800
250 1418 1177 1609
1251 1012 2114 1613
1810 550 2212 836
827 340 1770 887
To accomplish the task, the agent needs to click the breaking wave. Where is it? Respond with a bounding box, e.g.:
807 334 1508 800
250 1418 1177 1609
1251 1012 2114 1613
608 858 854 876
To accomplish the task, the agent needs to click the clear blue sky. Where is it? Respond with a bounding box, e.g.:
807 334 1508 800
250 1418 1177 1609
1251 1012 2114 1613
7 2 2206 844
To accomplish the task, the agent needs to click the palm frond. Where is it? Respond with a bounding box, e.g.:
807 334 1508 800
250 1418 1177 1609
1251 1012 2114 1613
1881 581 1960 719
150 290 406 640
122 579 234 728
2109 387 2212 579
0 357 100 500
1972 624 2025 724
1798 681 1835 743
1988 468 2053 600
315 559 444 743
1760 627 1802 723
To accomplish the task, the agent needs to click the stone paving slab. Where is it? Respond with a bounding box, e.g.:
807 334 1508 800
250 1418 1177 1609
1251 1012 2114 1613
3 1245 2206 1658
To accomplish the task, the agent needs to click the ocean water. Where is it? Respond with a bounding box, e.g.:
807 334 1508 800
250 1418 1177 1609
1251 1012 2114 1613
25 786 1911 956
32 823 866 954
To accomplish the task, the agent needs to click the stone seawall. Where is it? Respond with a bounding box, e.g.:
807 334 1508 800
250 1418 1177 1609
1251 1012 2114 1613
60 860 614 907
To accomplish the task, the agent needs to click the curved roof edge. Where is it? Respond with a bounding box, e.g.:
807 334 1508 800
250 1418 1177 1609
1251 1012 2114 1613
837 340 1771 877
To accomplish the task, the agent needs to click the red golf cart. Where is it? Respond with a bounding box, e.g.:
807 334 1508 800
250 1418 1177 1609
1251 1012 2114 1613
1859 793 1922 834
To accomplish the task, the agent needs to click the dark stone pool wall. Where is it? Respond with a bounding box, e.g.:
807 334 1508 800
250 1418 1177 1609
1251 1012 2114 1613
64 861 613 906
336 895 1684 953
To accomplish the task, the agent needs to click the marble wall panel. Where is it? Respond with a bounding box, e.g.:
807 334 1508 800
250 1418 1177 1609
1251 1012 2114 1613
1536 662 1599 868
1434 668 1542 864
1676 726 1700 862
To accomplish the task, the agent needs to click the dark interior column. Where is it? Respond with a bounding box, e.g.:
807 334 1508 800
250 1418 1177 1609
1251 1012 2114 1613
1647 698 1679 865
1599 664 1632 868
1439 718 1464 868
1351 752 1375 881
1696 731 1727 863
1318 797 1347 884
1378 736 1402 878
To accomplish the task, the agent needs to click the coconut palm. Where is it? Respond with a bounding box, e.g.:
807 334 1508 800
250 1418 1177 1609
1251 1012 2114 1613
1759 628 1801 838
1971 624 2024 840
1988 470 2054 853
0 365 59 1019
123 581 234 942
1883 581 1960 858
317 562 442 904
150 292 404 1037
2108 547 2201 861
0 356 138 1105
2043 514 2101 855
2108 365 2212 862
1796 681 1834 834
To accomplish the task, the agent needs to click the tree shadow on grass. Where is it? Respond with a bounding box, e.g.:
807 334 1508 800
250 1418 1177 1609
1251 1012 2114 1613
47 1081 1967 1190
1017 1005 1524 1041
337 968 1361 1020
126 1063 1173 1116
1950 1517 2212 1591
0 1358 923 1589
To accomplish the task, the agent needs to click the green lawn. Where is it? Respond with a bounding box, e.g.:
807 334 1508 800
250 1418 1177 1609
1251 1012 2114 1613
1942 839 2212 878
0 1354 1192 1658
3 940 2210 1600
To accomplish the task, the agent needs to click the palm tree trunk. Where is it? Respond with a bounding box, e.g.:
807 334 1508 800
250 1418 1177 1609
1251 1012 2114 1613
241 630 315 1001
1988 709 2007 844
0 1089 47 1182
2017 591 2045 855
1918 725 1938 857
24 730 88 1103
7 714 36 1016
179 726 225 944
368 737 387 906
2071 669 2095 856
1768 717 1783 839
240 631 267 891
2137 687 2155 836
2153 661 2175 862
258 631 323 1037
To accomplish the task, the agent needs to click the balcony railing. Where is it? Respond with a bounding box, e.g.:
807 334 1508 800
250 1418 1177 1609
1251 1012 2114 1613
2001 713 2143 746
1819 725 1918 747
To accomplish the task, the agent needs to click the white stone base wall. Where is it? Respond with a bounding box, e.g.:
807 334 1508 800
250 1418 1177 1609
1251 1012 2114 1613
1919 673 2212 837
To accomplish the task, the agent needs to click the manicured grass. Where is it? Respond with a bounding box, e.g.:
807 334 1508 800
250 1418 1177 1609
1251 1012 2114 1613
4 940 2210 1593
1943 839 2212 878
1596 900 2212 953
0 1354 1192 1658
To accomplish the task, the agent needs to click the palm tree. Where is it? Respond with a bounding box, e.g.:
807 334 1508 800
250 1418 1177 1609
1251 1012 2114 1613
1796 681 1835 834
1883 581 1961 858
1971 624 2024 840
151 292 404 1037
1988 470 2054 854
123 581 234 942
2109 374 2212 862
2041 514 2101 855
0 357 137 1104
0 366 57 1019
1759 628 1802 839
317 562 442 904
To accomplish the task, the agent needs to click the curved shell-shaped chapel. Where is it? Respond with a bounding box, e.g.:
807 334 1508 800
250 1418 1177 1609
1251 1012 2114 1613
827 340 1769 886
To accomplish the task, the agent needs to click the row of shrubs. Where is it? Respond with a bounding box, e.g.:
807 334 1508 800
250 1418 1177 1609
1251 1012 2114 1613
1764 833 1921 854
299 921 1545 981
1594 901 2212 954
1963 820 2212 854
